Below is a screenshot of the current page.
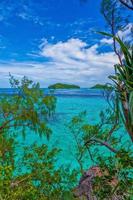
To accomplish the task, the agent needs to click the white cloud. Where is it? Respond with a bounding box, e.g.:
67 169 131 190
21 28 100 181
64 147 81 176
0 38 118 88
100 38 113 45
40 38 117 65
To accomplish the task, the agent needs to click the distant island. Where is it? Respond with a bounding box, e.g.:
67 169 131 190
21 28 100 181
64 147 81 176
48 83 80 89
90 84 113 90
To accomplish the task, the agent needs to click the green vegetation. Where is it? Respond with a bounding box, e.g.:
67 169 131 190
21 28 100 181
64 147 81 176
91 84 113 90
99 0 133 141
48 83 80 89
0 75 78 200
99 33 133 141
1 76 132 199
68 110 133 199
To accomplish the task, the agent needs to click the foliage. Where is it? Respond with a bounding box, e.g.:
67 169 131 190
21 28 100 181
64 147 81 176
0 76 78 200
69 110 133 199
100 0 131 67
0 141 78 200
0 75 56 139
101 0 129 33
92 149 133 200
0 75 132 199
43 95 56 118
67 111 89 174
98 32 133 141
109 36 133 141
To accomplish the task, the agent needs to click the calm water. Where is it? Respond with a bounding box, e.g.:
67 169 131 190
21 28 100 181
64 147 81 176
0 88 128 170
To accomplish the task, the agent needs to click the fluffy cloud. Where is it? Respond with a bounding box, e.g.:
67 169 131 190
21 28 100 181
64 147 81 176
39 38 118 85
100 38 113 45
0 38 118 87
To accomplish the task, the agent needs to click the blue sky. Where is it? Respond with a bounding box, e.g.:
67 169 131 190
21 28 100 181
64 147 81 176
0 0 132 87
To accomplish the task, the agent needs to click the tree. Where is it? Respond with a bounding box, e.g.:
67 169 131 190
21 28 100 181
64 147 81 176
0 75 78 199
67 111 91 174
69 110 133 199
100 0 133 141
101 0 130 65
0 75 53 138
109 37 133 141
43 95 56 118
76 0 133 199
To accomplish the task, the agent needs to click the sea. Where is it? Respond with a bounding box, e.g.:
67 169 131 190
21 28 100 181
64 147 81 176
0 88 129 171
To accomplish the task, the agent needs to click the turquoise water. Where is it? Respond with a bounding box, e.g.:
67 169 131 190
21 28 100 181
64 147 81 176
15 89 110 171
0 89 129 171
48 95 108 168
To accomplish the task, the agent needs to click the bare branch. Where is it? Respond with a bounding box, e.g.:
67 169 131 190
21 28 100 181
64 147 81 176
119 0 133 10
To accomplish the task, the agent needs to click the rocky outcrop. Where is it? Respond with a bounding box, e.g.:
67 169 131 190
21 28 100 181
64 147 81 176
73 166 123 200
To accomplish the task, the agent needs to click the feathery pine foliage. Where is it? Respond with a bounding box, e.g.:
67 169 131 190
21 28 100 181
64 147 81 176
0 75 54 138
0 76 78 200
0 139 78 200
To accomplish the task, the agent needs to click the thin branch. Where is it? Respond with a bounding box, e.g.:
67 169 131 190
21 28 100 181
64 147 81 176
5 123 31 130
119 0 133 10
0 111 32 134
85 144 95 163
11 174 31 188
111 6 123 66
85 138 118 153
106 122 118 141
0 117 16 132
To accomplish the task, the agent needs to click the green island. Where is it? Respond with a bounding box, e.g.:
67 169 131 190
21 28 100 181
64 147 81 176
48 83 80 89
90 84 113 90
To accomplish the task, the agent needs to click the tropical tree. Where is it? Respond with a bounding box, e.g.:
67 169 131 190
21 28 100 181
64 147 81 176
0 75 78 199
69 109 133 199
0 141 77 200
109 36 133 141
100 0 133 141
0 75 53 138
101 0 130 64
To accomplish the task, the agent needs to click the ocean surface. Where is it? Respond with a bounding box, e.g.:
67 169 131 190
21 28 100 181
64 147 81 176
0 88 128 170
